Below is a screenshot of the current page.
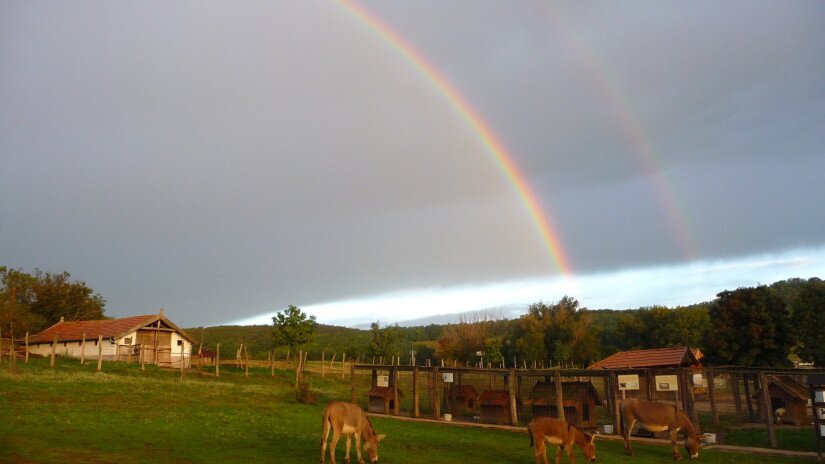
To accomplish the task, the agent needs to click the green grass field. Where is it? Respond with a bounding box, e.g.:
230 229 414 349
0 358 817 463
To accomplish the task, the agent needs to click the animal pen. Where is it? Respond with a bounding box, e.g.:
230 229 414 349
348 362 825 450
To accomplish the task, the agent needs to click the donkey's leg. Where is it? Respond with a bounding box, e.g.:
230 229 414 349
533 436 547 464
329 430 342 464
670 428 682 460
554 445 564 464
354 432 365 464
565 443 577 464
344 435 352 464
622 419 635 456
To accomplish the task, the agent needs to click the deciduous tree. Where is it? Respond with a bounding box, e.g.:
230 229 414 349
790 278 825 367
703 286 793 367
272 305 317 352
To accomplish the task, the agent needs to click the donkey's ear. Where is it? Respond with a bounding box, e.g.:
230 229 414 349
377 434 387 442
589 433 597 443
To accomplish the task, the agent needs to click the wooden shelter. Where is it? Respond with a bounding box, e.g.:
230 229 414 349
526 381 603 429
478 389 511 425
27 310 194 367
754 375 810 425
588 346 701 370
366 386 401 414
451 384 479 416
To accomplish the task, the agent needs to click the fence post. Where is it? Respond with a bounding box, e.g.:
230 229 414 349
555 369 565 420
609 371 621 434
80 333 86 365
743 373 756 422
215 343 221 377
392 365 399 415
180 343 185 381
731 372 742 422
96 335 103 371
433 367 441 420
342 354 347 378
351 363 356 404
509 369 519 426
759 373 778 448
413 366 420 418
244 345 249 377
50 334 57 368
707 369 719 425
24 332 29 364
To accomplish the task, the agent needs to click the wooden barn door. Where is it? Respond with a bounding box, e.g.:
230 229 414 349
155 331 172 366
136 330 155 364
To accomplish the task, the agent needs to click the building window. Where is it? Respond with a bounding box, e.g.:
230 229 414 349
78 341 82 346
177 340 183 346
125 337 132 345
94 340 98 346
63 342 68 347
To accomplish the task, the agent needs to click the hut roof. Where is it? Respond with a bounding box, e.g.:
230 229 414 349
29 314 195 345
588 346 700 369
452 385 478 398
479 390 510 406
366 386 403 398
529 381 603 406
757 375 809 401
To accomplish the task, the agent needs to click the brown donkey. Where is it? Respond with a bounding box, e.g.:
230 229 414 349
619 398 707 460
320 401 385 464
528 417 597 464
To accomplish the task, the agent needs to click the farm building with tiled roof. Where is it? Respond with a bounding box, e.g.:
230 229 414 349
587 346 701 370
28 310 194 367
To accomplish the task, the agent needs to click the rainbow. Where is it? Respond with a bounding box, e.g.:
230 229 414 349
547 16 697 259
335 0 574 276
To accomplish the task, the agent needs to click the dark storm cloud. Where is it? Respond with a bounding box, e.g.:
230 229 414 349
1 1 823 325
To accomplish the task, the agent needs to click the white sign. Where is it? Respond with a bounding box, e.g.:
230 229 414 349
443 373 454 383
821 424 825 438
816 390 825 403
377 375 389 388
713 378 727 389
618 374 640 391
692 374 704 386
476 351 483 356
655 375 679 392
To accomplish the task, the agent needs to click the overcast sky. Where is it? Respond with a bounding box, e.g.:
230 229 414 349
2 1 824 327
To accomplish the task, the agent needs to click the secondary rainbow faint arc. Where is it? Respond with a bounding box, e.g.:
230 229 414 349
336 0 573 276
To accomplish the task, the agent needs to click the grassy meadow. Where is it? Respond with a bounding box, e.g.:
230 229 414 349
0 358 818 464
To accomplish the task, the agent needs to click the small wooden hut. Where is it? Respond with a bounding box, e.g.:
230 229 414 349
366 386 402 414
527 381 603 429
451 384 479 416
754 375 810 425
479 390 511 425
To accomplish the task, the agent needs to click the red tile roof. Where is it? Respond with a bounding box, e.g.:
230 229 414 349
28 315 193 344
366 386 402 398
588 346 700 369
479 390 510 406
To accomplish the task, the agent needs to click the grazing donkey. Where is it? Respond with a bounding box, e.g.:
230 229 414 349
528 417 597 464
619 398 707 460
320 401 385 464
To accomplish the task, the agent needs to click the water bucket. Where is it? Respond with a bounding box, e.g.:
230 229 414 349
701 433 716 444
443 413 452 422
603 425 614 434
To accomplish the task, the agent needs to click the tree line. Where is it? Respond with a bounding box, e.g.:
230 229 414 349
270 277 825 368
3 264 823 368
